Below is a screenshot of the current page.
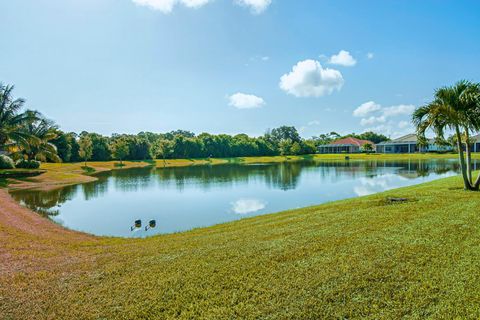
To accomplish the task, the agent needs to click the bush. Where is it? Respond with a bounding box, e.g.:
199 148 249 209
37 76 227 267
0 154 15 169
15 159 41 169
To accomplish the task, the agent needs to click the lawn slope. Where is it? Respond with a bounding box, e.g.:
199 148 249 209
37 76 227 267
1 174 480 319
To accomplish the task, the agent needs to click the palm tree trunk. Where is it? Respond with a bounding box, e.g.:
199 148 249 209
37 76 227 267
474 173 480 190
455 126 473 190
465 128 473 183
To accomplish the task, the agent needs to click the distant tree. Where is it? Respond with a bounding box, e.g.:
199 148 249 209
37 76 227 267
311 132 341 146
80 132 110 161
110 138 130 165
68 133 81 162
152 139 173 164
290 142 302 155
278 139 292 156
128 137 151 160
362 143 374 153
269 126 302 144
51 130 72 162
78 136 93 167
355 131 389 144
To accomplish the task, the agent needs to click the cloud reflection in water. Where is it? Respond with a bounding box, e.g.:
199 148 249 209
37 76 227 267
231 199 267 215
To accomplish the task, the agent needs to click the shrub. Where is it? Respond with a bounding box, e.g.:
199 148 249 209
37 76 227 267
0 154 15 169
15 159 41 169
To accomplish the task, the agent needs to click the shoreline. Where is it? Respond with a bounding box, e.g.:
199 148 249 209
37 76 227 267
2 153 477 192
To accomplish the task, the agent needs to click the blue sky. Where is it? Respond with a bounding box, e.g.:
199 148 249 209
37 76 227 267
1 0 479 138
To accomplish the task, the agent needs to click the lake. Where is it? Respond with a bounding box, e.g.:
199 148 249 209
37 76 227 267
10 159 474 237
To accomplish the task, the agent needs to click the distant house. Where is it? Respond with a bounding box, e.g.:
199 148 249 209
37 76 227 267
375 133 452 153
318 137 375 154
473 134 480 153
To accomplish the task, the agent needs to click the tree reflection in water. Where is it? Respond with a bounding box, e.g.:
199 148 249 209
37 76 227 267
10 159 474 218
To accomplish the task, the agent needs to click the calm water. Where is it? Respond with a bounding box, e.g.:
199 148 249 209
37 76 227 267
10 159 474 237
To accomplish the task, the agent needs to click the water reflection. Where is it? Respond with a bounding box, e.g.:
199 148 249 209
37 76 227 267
231 199 267 215
9 159 475 237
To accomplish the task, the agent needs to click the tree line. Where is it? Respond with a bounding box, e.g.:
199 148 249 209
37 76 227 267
0 82 391 168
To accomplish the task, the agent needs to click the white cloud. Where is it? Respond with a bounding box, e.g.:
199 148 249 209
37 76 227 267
308 120 320 126
261 56 270 61
228 92 265 109
382 104 415 117
235 0 271 14
132 0 211 12
353 101 382 117
329 50 357 67
279 59 344 97
367 52 374 59
355 101 415 138
360 115 386 126
231 199 267 214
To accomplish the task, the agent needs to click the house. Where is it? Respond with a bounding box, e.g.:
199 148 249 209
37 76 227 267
473 134 480 153
375 133 452 154
318 137 375 154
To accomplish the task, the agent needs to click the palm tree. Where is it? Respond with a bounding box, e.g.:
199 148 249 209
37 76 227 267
13 112 61 163
412 80 480 190
0 83 40 152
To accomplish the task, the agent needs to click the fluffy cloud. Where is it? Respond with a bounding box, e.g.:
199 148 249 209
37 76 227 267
279 59 344 97
353 101 382 117
360 115 386 126
382 104 415 117
329 50 357 67
231 199 267 214
228 92 265 109
132 0 211 12
354 101 415 124
354 101 416 138
235 0 272 14
367 52 374 59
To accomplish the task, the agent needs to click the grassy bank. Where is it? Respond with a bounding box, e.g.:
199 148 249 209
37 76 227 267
3 152 479 191
2 172 480 318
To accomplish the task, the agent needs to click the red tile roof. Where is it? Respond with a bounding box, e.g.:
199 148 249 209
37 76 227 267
330 137 375 146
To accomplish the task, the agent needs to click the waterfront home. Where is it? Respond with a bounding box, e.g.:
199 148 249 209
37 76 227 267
318 137 375 154
375 133 452 153
473 134 480 152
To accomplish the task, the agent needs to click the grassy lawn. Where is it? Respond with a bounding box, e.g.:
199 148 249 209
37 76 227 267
2 167 480 318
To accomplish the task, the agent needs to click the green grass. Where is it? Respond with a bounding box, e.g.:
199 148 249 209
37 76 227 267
2 173 480 319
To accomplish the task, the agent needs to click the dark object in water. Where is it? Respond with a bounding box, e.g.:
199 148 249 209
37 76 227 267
345 156 350 160
145 220 156 231
131 219 142 231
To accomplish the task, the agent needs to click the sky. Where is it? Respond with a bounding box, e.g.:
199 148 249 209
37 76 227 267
1 0 479 138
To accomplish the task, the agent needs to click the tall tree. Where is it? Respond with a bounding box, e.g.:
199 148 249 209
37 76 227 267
0 83 39 151
152 139 173 165
110 138 130 165
413 80 480 190
78 136 93 167
14 112 61 162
